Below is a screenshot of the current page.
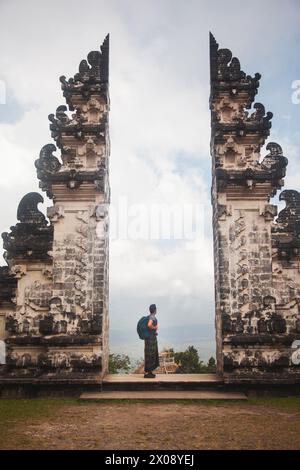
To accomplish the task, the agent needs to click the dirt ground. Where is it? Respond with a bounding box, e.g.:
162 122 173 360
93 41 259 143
0 398 300 450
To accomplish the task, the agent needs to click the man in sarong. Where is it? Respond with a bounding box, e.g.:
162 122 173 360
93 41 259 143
144 304 159 378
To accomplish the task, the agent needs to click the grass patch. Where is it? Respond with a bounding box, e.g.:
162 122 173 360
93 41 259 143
247 396 300 410
0 396 300 450
0 398 72 449
77 398 246 406
0 395 299 434
1 396 300 414
0 398 77 421
0 398 78 437
75 396 300 408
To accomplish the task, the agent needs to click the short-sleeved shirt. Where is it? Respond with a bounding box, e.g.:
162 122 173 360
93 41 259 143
148 314 158 336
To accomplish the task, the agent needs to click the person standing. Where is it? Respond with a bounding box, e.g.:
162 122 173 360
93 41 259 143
144 304 159 378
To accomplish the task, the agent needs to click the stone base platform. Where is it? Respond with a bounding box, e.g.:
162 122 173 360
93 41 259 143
80 390 247 400
102 373 224 391
1 373 300 398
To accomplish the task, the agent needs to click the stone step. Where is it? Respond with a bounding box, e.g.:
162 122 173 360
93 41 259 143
80 390 247 400
102 373 225 391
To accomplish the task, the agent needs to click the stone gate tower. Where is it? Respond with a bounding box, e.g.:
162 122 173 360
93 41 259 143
210 33 300 384
0 36 110 388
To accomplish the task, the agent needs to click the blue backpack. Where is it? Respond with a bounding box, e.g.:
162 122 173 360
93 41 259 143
137 315 151 340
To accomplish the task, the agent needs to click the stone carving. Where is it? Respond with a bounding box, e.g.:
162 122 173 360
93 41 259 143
261 204 277 222
61 146 83 169
0 266 17 307
17 193 47 226
10 265 26 279
2 193 53 262
291 341 300 365
246 103 273 124
42 268 53 280
67 178 82 190
77 211 89 224
277 190 300 235
24 280 52 309
94 203 109 220
49 105 71 140
35 145 62 198
76 224 89 238
272 189 300 262
78 98 106 123
217 204 232 221
35 144 61 178
75 237 88 252
47 205 64 223
261 142 288 174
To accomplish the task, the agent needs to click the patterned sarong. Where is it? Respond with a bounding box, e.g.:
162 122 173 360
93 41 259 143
144 335 159 372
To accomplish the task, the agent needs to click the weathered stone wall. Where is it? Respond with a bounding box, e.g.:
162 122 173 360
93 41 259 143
210 33 300 383
0 36 110 381
0 267 16 351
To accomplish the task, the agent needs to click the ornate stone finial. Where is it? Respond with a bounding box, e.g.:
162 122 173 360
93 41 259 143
48 106 71 141
35 144 61 198
248 103 273 123
210 33 261 107
35 144 61 177
2 193 53 262
17 192 47 226
277 190 300 235
261 142 288 176
59 34 110 109
273 189 300 261
266 142 283 156
209 32 219 82
100 33 109 83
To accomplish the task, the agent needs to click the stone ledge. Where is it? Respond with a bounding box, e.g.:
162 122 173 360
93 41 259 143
6 335 101 346
225 334 300 346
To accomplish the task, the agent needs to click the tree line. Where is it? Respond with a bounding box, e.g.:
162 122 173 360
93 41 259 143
109 346 216 374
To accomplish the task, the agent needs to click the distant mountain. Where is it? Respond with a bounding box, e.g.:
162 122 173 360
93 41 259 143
109 323 216 363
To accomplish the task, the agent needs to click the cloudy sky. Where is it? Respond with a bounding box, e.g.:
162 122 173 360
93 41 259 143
0 0 299 358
